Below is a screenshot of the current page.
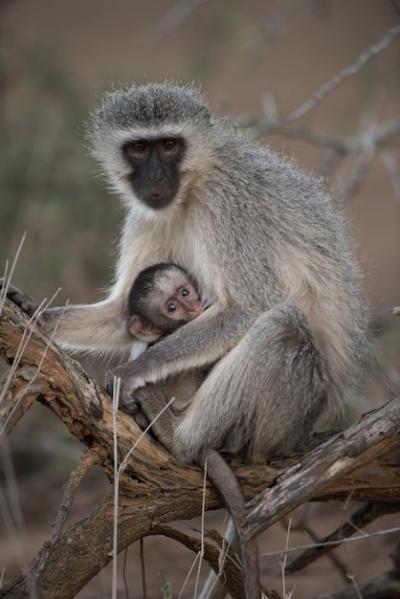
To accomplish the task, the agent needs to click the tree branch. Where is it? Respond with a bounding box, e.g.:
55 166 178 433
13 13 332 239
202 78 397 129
1 295 400 598
243 399 400 541
286 501 400 574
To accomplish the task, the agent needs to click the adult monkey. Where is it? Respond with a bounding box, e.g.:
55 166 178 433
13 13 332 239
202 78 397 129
5 82 368 597
39 82 368 459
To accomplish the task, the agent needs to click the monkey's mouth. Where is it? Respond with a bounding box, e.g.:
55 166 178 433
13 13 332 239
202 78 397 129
201 298 211 310
140 191 177 210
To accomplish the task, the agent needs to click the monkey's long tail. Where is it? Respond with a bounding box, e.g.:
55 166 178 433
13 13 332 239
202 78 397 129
201 449 260 599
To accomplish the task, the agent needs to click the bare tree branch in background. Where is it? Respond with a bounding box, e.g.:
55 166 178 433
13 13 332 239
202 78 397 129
287 24 400 121
286 502 400 575
143 0 210 45
242 22 400 204
316 541 400 599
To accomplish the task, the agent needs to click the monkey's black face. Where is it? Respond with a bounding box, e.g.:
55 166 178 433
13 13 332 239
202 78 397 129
122 136 186 210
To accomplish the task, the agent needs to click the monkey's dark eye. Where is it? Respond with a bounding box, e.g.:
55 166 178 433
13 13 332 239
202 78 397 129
132 141 148 154
167 302 177 313
181 288 189 297
160 139 179 154
123 140 149 160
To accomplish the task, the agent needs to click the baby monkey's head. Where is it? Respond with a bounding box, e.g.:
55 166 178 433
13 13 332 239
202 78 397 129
127 263 205 343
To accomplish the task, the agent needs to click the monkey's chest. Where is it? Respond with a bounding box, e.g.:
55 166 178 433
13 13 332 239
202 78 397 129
169 228 221 304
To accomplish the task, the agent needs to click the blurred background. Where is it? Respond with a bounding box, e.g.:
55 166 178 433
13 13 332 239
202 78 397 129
0 1 399 597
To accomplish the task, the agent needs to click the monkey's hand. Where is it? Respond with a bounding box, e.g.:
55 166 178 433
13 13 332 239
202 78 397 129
0 278 39 317
105 306 246 402
39 306 69 335
105 363 147 404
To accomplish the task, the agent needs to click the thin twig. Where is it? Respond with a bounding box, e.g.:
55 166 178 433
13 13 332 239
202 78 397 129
288 519 348 583
287 502 400 574
263 523 400 559
381 150 400 203
122 547 131 599
143 0 209 45
139 538 147 599
0 297 48 410
1 441 24 529
111 376 121 599
250 117 400 155
280 518 292 599
0 290 63 440
52 450 99 542
194 456 208 598
0 485 36 599
35 449 99 580
341 151 374 202
346 574 363 599
178 552 201 599
288 24 400 121
0 260 9 310
0 231 27 316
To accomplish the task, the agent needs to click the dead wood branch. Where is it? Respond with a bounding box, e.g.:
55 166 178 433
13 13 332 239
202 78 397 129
316 541 400 599
1 296 400 598
243 398 400 541
317 570 400 599
286 501 400 574
0 366 42 441
149 525 279 599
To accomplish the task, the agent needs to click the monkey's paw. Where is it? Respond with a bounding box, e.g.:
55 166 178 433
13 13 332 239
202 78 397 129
104 368 147 404
0 279 38 317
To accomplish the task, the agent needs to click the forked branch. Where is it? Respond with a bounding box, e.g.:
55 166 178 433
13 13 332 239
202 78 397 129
1 295 400 598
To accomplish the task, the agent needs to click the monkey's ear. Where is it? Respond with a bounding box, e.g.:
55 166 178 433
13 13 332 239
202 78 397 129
128 316 162 342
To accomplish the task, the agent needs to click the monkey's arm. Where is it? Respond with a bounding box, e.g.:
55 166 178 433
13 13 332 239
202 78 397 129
107 304 248 395
41 298 134 354
0 280 134 354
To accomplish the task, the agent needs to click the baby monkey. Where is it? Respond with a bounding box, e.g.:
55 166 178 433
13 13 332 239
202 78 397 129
127 262 260 598
127 262 204 345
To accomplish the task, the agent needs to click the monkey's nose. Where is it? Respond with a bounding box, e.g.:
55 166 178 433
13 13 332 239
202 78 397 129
187 300 203 315
148 170 164 182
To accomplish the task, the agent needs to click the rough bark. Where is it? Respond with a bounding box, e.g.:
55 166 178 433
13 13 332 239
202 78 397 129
1 297 400 598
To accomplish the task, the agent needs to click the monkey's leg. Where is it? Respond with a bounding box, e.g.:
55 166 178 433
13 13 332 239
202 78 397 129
126 372 202 453
203 450 260 599
175 302 326 462
131 382 260 598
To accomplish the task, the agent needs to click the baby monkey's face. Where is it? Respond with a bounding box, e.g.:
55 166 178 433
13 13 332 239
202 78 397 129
160 275 204 322
128 266 206 344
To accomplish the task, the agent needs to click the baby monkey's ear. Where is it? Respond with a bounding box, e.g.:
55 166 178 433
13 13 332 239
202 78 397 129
128 315 162 343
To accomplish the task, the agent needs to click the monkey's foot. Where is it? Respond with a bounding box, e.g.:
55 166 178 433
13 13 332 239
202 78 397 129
104 368 147 405
129 390 177 454
0 279 38 316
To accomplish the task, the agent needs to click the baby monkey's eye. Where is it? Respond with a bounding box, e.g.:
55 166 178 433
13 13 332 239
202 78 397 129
181 288 189 297
167 302 177 313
